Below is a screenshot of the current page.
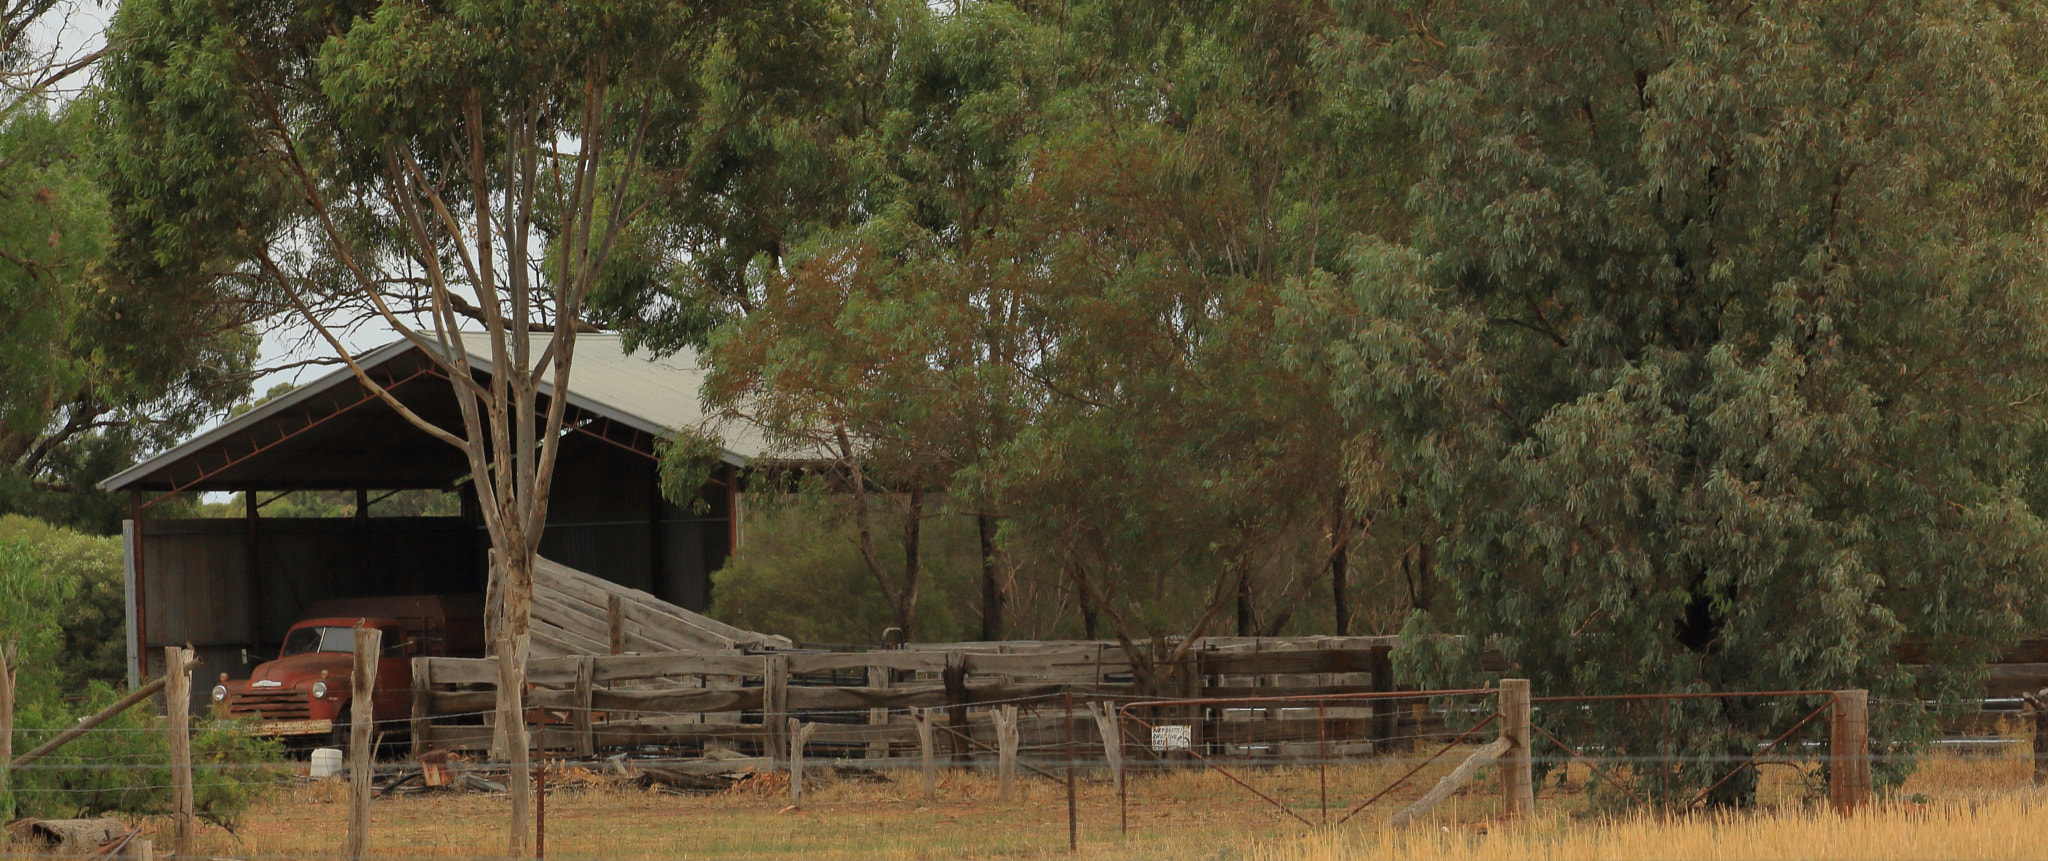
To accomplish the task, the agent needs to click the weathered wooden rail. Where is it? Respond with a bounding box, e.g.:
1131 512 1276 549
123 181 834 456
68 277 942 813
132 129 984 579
408 637 1427 761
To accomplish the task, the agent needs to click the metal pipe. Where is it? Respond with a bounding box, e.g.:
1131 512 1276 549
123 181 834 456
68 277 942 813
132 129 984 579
1531 690 1838 703
1119 686 1494 713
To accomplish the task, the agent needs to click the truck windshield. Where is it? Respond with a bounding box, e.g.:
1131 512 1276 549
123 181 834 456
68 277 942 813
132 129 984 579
280 626 357 656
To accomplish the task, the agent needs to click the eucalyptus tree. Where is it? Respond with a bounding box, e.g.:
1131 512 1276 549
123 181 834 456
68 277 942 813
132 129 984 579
99 0 832 850
1297 0 2048 802
953 0 1417 684
670 0 1054 642
684 0 1414 672
0 0 256 533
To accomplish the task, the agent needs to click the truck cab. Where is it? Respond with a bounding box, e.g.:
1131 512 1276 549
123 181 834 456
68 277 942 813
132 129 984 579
212 595 484 743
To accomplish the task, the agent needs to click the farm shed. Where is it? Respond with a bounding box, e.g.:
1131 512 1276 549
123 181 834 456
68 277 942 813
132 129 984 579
99 333 766 696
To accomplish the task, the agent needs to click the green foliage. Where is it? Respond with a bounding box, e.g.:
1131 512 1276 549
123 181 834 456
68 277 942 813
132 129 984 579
0 516 284 822
657 428 728 516
685 0 1413 663
0 98 255 535
8 685 287 824
1295 0 2048 804
0 515 124 690
0 535 76 705
714 491 980 644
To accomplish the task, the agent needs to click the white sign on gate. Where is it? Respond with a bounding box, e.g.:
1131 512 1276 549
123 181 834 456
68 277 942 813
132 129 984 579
1150 724 1192 752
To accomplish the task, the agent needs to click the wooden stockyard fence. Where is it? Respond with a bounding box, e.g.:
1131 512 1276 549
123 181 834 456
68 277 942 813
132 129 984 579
407 637 1419 765
408 629 2048 767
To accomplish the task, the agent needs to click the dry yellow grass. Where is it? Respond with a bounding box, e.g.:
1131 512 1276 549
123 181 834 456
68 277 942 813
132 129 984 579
1256 792 2048 861
31 732 2039 860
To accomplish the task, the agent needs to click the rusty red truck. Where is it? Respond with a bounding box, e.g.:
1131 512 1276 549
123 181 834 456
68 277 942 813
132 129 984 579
212 594 485 743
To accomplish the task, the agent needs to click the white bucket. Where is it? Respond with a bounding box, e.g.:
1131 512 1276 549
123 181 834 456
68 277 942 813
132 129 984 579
310 747 343 778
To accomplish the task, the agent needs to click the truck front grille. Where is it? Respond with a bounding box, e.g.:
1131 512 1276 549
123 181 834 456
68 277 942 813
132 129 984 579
229 690 312 720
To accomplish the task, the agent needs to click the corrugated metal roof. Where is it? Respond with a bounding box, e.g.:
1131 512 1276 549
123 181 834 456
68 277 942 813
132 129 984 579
455 332 766 461
99 332 763 493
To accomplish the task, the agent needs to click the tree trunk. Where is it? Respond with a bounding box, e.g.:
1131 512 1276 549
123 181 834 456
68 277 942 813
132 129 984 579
1330 495 1352 636
1405 543 1437 613
896 486 924 640
977 512 1004 641
496 547 535 857
1234 557 1254 637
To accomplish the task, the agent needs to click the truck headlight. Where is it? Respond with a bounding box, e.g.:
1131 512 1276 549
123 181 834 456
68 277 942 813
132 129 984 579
211 685 227 703
311 681 328 699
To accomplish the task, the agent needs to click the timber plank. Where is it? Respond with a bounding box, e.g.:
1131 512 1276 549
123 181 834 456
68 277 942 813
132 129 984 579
593 653 766 681
788 652 952 674
423 658 498 686
593 687 764 713
1198 649 1378 676
966 652 1123 678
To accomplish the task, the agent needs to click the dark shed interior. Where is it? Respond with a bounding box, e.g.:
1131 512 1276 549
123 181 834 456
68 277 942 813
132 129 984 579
101 335 748 698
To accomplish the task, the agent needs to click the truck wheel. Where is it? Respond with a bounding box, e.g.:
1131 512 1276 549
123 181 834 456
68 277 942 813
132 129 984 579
329 713 351 750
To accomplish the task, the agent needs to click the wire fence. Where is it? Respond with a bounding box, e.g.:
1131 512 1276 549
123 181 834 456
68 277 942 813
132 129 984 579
11 668 2048 860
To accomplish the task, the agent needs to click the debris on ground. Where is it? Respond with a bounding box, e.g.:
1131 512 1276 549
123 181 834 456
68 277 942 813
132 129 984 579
833 765 894 784
637 765 739 794
722 768 789 797
8 818 129 851
461 772 509 793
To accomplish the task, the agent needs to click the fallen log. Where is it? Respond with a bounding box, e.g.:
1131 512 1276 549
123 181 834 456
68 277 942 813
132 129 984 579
12 656 203 768
1391 737 1512 829
636 766 736 794
11 818 128 850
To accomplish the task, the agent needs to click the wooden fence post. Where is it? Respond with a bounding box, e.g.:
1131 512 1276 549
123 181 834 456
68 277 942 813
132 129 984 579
572 655 595 759
1498 678 1534 818
128 837 152 861
2025 690 2048 786
765 654 790 766
0 643 13 817
1087 702 1123 795
1830 689 1870 813
914 708 937 800
1370 645 1399 751
993 705 1020 802
788 719 818 808
163 646 194 856
866 663 891 760
410 656 432 759
347 627 382 861
943 652 969 762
